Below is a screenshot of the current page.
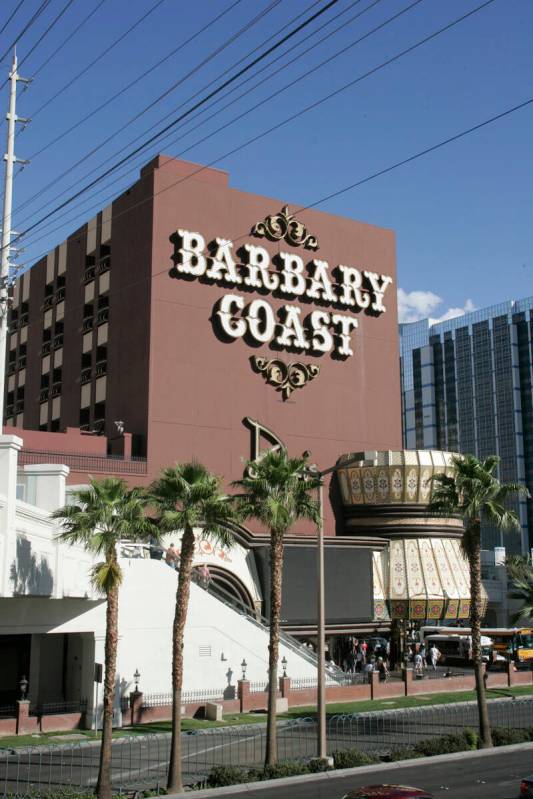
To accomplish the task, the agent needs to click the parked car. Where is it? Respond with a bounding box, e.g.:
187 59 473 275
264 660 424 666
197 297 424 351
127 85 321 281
342 786 435 798
520 775 533 797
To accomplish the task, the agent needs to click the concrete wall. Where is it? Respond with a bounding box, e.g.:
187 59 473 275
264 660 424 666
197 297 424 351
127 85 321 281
0 436 95 601
116 558 318 698
0 556 320 726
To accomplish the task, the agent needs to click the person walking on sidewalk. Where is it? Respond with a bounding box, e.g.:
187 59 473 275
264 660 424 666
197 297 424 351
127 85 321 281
429 643 440 671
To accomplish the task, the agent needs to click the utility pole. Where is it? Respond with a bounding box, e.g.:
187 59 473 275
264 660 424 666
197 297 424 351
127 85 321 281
0 51 30 433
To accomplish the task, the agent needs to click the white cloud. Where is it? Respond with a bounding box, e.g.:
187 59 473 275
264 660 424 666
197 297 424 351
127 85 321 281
430 298 476 324
398 289 442 323
398 289 476 324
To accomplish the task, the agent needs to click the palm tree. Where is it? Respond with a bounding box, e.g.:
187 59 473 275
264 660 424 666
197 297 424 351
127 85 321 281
53 478 154 799
506 553 533 584
233 449 320 766
510 579 533 624
147 462 239 794
430 454 529 748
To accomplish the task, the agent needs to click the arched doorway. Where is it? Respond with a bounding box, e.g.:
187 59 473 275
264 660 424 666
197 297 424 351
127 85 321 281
197 564 256 614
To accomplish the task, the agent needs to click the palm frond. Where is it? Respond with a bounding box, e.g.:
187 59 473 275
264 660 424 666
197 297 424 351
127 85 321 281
429 453 528 557
234 449 319 536
510 581 533 624
149 460 240 552
53 477 152 554
91 559 123 595
481 455 500 476
483 501 520 531
428 472 460 516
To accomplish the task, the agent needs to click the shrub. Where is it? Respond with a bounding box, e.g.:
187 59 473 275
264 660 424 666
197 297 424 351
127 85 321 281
40 793 94 799
307 758 334 773
463 728 479 750
260 761 310 780
332 748 379 769
413 729 478 757
388 746 422 761
492 726 533 746
207 765 252 787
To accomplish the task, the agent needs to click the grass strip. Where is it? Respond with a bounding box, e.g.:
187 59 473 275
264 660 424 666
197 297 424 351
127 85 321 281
1 684 532 749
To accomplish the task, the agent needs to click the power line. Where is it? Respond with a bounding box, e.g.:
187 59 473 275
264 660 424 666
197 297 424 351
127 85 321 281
27 0 276 161
24 0 244 159
0 0 53 66
18 0 318 216
15 0 389 228
0 0 26 38
14 95 533 339
0 0 79 90
305 98 533 212
14 0 341 243
26 0 173 120
16 0 497 250
29 0 109 78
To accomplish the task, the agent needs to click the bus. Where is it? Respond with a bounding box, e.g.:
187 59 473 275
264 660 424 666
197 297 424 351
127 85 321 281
423 633 496 664
486 628 533 664
420 626 533 664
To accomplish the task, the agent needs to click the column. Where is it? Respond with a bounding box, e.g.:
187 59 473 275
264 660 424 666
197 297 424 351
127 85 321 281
278 676 291 699
0 434 22 596
16 700 30 735
238 679 250 713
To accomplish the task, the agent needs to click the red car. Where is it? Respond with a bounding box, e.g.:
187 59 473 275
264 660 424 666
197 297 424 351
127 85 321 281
342 787 435 799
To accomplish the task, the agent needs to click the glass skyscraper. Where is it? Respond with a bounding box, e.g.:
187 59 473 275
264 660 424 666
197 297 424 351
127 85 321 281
400 297 533 554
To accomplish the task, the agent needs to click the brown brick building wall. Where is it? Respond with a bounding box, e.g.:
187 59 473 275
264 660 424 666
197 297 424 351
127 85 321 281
5 155 402 536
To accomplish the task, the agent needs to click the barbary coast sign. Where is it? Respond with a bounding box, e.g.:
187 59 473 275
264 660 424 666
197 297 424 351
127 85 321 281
169 207 393 391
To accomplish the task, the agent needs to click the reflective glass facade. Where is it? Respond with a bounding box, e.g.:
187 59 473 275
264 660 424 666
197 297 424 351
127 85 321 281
400 297 533 553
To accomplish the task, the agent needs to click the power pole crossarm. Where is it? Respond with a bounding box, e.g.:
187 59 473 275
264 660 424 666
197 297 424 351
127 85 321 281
0 51 30 433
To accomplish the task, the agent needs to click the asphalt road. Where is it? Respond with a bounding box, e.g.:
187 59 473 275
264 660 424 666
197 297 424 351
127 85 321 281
211 746 533 799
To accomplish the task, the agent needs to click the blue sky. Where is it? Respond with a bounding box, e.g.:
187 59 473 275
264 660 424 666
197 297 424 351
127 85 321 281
1 0 531 322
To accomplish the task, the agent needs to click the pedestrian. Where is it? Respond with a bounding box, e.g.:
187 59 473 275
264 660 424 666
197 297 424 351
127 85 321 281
414 651 423 677
364 658 375 683
355 647 364 673
377 656 389 682
419 643 427 669
199 563 211 589
429 643 440 671
346 651 355 674
165 542 180 570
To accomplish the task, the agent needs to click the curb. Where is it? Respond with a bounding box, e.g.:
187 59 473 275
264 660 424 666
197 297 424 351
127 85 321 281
174 740 533 796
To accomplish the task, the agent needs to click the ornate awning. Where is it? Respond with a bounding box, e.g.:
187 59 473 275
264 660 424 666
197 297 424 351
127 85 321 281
373 537 486 622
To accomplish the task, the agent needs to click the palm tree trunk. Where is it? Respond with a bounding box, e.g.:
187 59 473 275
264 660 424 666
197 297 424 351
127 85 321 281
96 580 119 799
167 526 196 793
266 532 284 767
468 519 492 748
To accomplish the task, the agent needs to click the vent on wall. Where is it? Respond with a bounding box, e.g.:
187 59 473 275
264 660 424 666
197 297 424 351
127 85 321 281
199 644 212 658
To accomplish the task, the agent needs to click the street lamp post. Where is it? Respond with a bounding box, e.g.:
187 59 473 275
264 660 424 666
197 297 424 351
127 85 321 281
19 675 28 700
311 454 363 763
316 476 327 761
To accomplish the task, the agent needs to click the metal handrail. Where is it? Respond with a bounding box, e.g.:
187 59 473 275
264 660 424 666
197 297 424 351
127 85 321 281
182 554 344 680
119 542 342 678
202 576 344 679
